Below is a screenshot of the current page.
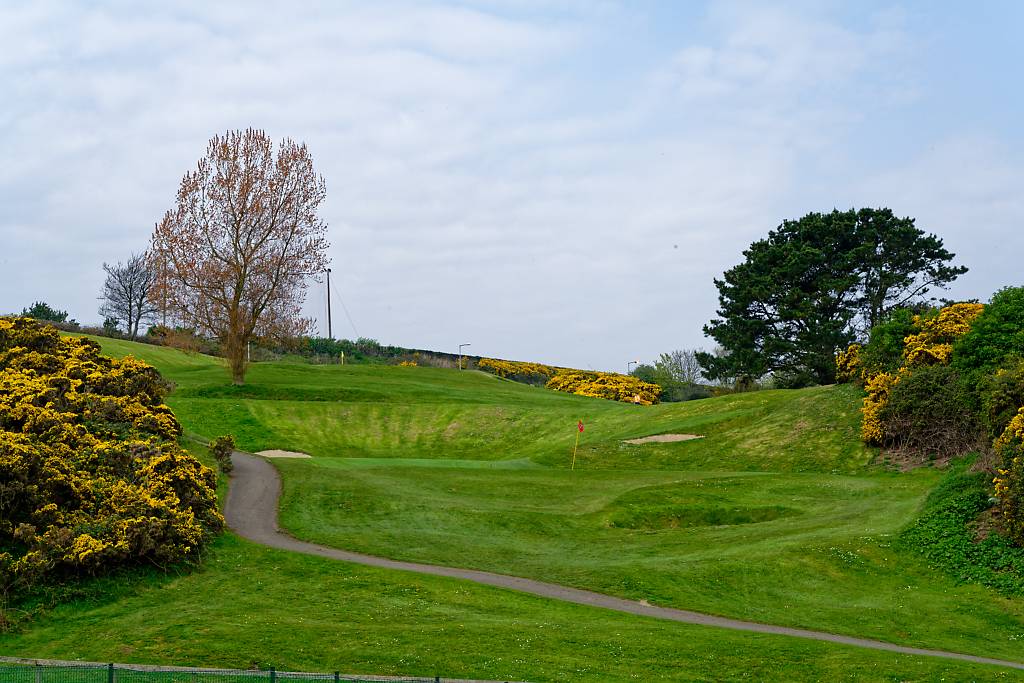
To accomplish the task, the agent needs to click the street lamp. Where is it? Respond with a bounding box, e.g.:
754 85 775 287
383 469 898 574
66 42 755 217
325 268 333 340
627 360 638 375
458 343 471 370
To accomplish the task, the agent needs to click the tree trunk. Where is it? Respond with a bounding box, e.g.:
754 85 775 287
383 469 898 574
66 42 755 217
230 350 246 385
226 336 247 385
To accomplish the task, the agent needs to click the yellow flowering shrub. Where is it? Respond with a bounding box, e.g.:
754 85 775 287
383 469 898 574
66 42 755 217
853 303 984 447
902 303 985 367
398 360 417 367
480 357 661 403
0 317 223 597
546 370 661 404
860 371 899 444
993 408 1024 544
835 343 863 383
478 358 559 385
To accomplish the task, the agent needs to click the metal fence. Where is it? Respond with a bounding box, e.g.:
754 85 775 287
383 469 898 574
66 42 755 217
0 659 526 683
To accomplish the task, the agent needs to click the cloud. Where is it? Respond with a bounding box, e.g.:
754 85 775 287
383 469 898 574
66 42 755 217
1 1 1020 370
857 135 1024 299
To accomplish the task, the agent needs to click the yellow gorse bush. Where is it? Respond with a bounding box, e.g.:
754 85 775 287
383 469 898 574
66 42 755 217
860 371 899 444
849 303 984 446
479 357 661 404
835 343 863 383
478 358 559 382
0 317 223 595
546 371 662 405
902 303 985 367
993 408 1024 541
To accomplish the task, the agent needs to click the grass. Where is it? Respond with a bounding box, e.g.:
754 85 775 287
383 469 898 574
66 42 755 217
274 459 1024 660
2 534 1022 682
4 335 1024 680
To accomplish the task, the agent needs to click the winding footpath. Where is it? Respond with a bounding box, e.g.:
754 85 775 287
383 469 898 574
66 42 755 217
226 451 1024 672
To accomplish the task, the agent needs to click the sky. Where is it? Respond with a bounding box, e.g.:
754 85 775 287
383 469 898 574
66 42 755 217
1 0 1022 372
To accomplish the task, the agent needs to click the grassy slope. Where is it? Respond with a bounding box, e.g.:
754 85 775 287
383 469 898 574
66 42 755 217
6 535 1020 683
3 336 1023 679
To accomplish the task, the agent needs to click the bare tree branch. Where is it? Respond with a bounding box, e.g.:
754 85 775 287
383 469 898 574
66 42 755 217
98 252 159 341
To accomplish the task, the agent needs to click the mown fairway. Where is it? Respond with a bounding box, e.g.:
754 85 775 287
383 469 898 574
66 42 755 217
4 335 1024 681
7 534 1022 682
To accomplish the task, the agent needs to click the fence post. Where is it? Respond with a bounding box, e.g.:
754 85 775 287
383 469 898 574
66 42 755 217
107 662 114 683
270 666 276 683
334 672 340 683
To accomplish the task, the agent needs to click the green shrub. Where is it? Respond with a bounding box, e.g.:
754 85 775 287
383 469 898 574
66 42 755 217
877 365 982 456
979 359 1024 441
900 461 1024 594
210 435 236 474
658 382 712 402
631 364 658 384
954 286 1024 372
860 308 920 376
772 369 819 389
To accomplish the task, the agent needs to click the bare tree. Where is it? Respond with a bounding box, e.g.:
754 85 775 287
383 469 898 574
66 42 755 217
655 349 704 386
98 252 159 340
150 129 330 384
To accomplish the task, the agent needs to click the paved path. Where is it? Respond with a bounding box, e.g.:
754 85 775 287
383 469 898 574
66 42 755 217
225 451 1024 672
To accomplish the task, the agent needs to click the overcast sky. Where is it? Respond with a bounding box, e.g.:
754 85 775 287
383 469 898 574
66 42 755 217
2 1 1022 371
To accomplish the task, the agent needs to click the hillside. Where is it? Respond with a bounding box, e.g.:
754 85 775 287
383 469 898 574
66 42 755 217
3 335 1023 681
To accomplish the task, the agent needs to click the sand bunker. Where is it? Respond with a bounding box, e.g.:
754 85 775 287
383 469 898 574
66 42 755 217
256 449 312 459
623 434 703 445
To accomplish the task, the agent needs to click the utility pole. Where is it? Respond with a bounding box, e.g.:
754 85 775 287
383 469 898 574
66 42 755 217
458 343 471 370
326 267 333 340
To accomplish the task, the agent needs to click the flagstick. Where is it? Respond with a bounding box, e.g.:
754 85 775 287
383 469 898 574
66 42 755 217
571 425 581 471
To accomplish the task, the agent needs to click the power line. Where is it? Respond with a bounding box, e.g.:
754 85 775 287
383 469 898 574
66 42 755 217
334 281 359 339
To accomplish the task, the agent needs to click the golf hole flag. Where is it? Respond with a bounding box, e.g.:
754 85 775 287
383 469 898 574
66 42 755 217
571 420 584 470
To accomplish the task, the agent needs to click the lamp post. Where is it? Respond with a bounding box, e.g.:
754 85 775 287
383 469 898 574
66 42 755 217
627 360 638 375
325 268 333 340
458 343 471 370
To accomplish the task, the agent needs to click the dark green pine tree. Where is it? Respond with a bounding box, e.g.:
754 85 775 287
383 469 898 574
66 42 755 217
697 209 966 388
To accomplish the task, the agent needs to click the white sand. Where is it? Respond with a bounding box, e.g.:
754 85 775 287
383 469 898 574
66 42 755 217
256 449 312 459
623 434 704 444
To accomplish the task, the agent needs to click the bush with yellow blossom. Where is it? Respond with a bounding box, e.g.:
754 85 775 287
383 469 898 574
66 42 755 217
902 303 985 368
834 343 863 383
546 371 661 404
842 303 985 448
0 317 223 601
479 358 661 404
478 358 559 386
993 408 1024 544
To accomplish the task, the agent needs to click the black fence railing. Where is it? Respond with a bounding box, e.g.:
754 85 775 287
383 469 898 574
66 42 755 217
0 658 527 683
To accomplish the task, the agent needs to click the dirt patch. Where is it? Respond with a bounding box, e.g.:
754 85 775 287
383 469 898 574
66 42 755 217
624 434 703 445
256 449 312 459
875 448 953 472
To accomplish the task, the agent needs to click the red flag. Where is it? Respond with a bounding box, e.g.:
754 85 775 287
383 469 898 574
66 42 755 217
578 420 584 432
